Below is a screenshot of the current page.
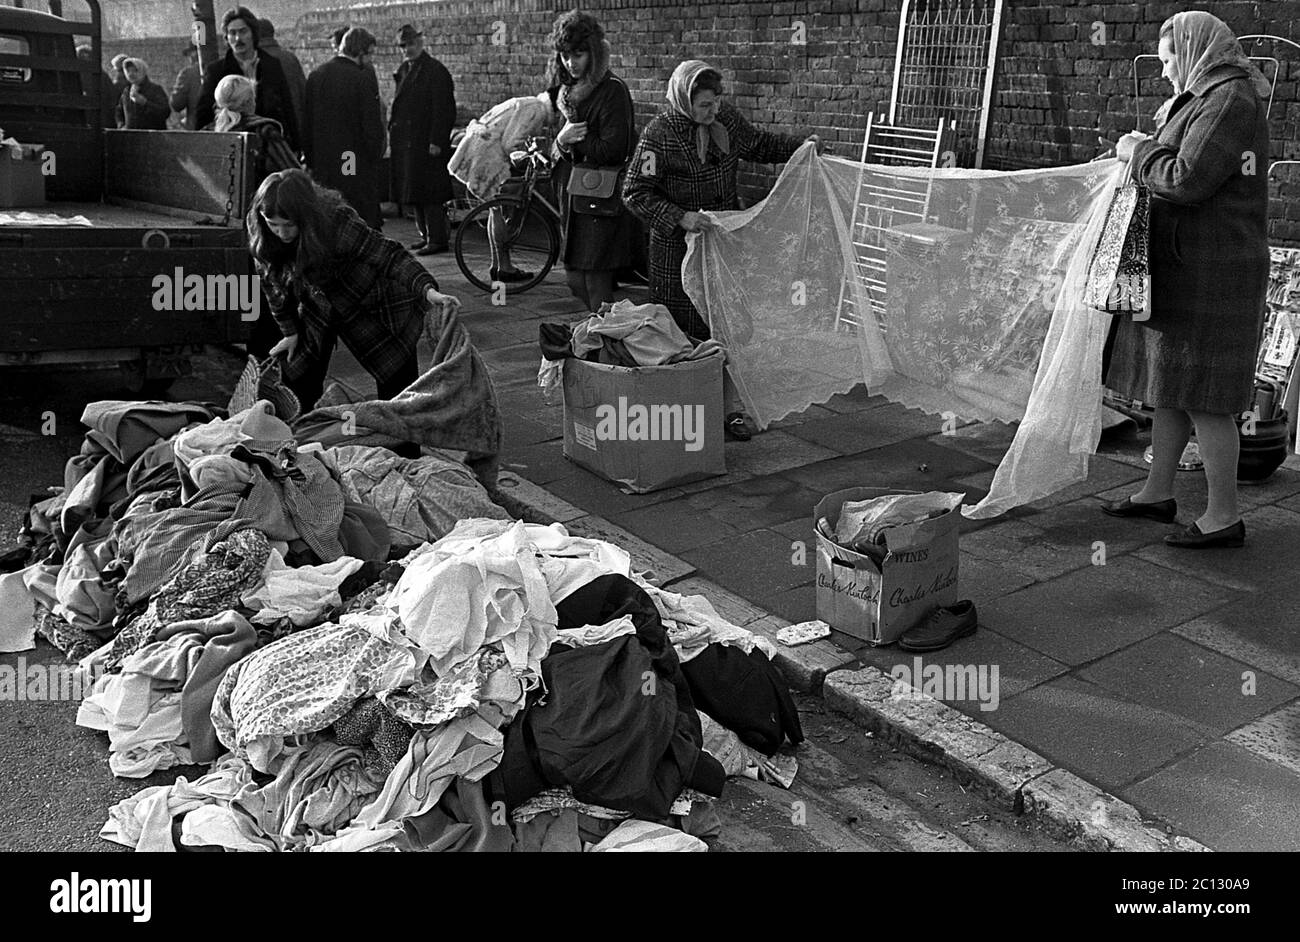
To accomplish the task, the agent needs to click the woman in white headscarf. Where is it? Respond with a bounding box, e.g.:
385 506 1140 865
623 60 821 439
116 57 171 130
1103 11 1272 548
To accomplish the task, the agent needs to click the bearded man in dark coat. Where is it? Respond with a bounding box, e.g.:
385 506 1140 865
389 24 457 255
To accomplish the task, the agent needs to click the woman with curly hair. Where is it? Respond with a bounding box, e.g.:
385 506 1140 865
547 9 639 311
247 169 465 419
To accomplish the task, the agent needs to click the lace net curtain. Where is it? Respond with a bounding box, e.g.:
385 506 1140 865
682 143 1126 518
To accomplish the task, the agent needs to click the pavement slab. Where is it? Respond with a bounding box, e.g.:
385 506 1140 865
561 514 695 585
1075 633 1300 737
681 473 827 531
782 438 995 495
985 675 1208 793
1123 741 1300 851
1171 592 1300 687
784 402 947 454
682 528 815 600
977 556 1233 666
1131 504 1300 593
1224 700 1300 777
610 496 747 554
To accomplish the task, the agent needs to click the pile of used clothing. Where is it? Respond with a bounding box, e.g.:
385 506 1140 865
537 299 726 399
0 398 804 852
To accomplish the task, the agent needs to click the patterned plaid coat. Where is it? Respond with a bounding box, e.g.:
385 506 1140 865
623 103 804 339
260 204 438 386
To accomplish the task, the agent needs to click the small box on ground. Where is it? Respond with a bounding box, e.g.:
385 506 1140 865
562 351 726 493
0 142 46 208
813 487 961 646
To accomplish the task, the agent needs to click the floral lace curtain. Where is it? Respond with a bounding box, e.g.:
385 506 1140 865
683 144 1127 517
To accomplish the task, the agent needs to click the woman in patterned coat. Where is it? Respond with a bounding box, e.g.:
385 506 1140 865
623 60 820 438
247 169 466 423
1103 12 1271 548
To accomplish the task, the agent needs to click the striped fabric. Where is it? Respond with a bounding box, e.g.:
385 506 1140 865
589 819 708 852
623 103 803 339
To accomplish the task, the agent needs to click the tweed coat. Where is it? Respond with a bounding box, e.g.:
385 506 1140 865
623 102 803 339
389 51 457 206
304 56 387 228
260 203 438 387
1105 65 1271 414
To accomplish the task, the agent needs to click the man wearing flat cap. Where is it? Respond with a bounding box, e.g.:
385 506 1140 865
389 23 457 254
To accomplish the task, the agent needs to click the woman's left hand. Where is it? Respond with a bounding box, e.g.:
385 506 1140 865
1115 131 1149 163
426 287 461 319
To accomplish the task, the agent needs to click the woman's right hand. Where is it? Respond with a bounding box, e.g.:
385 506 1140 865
556 120 588 147
269 335 299 359
679 211 718 233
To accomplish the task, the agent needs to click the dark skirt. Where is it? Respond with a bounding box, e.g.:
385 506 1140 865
1104 300 1266 415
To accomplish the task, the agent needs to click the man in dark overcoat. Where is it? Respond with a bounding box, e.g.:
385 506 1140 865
303 27 386 228
389 23 457 254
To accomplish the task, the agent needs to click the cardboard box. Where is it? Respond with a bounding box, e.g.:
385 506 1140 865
814 487 961 646
0 144 46 208
562 351 726 493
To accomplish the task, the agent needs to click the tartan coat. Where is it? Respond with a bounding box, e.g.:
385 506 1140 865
623 102 804 339
389 51 457 206
1106 65 1271 414
260 204 438 387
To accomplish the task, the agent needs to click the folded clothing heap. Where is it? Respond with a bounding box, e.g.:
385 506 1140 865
537 299 726 398
818 492 965 563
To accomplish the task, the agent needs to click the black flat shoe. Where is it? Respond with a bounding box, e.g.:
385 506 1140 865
489 267 534 283
416 244 449 257
725 412 752 441
1100 496 1177 523
407 238 428 250
1164 520 1245 549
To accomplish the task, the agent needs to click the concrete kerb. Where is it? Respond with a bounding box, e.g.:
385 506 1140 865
492 470 1209 852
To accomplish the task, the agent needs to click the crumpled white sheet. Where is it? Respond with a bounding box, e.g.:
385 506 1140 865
172 401 294 469
76 633 203 778
240 549 364 627
388 520 561 678
101 754 254 851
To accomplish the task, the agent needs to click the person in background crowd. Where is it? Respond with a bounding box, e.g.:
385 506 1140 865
448 88 559 280
115 58 170 130
195 6 299 150
546 9 638 313
389 23 456 256
170 44 202 130
247 169 466 434
208 75 299 179
304 27 386 229
208 74 301 358
108 52 129 97
1102 11 1272 549
624 60 822 440
257 18 306 140
80 45 117 128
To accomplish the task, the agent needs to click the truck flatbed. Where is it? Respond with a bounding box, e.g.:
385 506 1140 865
0 202 223 228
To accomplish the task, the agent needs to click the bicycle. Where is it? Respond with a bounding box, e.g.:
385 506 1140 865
453 136 563 295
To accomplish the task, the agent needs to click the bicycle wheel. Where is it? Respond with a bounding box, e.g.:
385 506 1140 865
454 196 561 295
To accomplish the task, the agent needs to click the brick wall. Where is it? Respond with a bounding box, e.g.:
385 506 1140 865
107 0 1300 241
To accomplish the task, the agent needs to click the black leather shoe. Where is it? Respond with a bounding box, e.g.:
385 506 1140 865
416 244 449 256
1164 519 1245 549
1100 496 1177 523
407 238 427 250
489 267 534 283
898 600 979 652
